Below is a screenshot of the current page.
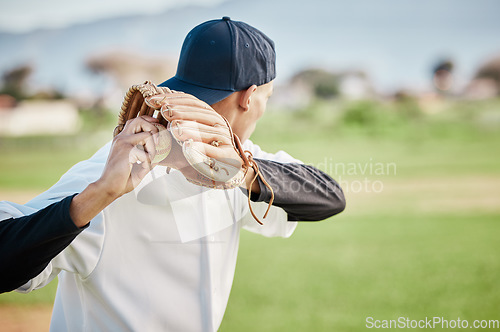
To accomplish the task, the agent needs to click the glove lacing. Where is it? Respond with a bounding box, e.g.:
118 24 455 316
233 135 275 225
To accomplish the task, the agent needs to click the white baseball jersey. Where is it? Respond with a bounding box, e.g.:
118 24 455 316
3 140 298 331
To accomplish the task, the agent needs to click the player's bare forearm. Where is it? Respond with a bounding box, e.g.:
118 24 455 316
69 181 119 228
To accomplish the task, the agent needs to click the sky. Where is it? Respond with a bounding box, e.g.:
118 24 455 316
0 0 224 33
0 0 499 95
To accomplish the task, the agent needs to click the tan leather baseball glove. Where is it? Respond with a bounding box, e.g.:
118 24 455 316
114 81 274 224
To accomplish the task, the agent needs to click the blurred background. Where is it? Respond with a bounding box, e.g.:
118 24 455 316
1 0 499 331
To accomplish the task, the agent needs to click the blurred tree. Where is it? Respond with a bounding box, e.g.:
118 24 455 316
31 88 66 100
291 68 340 99
0 64 33 100
394 91 422 120
341 100 379 126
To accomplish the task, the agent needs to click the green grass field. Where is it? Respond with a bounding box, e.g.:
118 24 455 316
1 98 499 331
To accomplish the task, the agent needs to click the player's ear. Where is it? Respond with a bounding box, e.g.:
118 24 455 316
239 85 257 112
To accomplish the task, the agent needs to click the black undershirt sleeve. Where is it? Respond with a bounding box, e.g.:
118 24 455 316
249 159 346 221
0 194 85 293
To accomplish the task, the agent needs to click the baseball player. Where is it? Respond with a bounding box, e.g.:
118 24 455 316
1 17 345 331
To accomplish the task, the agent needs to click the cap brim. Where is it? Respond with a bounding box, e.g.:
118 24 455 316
159 77 234 105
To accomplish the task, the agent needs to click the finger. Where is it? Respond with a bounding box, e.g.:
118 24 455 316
183 141 242 168
163 92 200 103
141 131 157 161
119 131 155 147
158 96 214 111
165 95 208 107
127 162 153 192
160 105 226 127
132 162 153 181
154 93 212 111
129 145 152 166
124 129 160 163
169 120 232 145
145 92 193 109
138 115 159 122
122 116 160 136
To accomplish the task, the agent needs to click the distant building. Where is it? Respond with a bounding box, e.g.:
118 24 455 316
268 80 314 110
463 78 499 100
270 68 375 110
338 72 375 100
461 55 500 99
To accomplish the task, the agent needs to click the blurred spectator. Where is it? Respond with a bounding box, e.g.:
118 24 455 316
432 59 454 92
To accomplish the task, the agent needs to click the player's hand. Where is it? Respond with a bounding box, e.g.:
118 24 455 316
70 116 162 228
98 115 160 198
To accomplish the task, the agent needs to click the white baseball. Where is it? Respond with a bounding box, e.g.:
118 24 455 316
151 123 172 164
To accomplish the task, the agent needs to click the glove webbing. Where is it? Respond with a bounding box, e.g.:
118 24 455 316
113 82 170 137
233 135 275 225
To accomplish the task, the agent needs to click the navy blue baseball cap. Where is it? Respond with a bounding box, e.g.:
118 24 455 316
159 17 276 105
